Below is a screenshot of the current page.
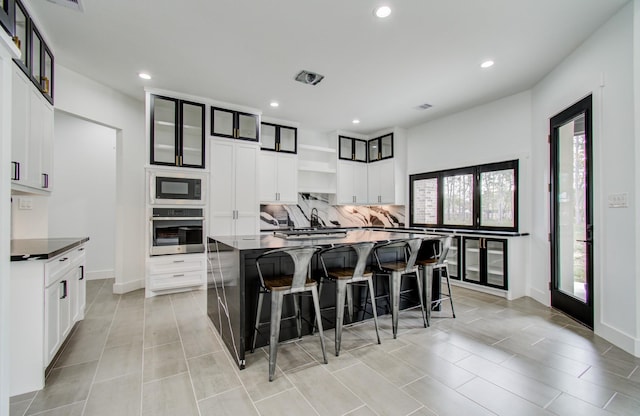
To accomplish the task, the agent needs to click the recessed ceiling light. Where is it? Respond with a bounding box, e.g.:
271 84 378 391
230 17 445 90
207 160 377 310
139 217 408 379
480 60 494 69
138 72 151 80
270 101 279 108
352 119 360 124
375 6 391 18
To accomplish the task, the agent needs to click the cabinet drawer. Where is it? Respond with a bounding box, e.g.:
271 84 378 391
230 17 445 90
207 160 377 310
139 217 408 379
148 270 204 291
45 255 73 287
148 256 205 275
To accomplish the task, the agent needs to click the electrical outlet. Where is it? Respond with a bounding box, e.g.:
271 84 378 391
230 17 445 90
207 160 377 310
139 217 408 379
608 193 628 208
18 197 33 210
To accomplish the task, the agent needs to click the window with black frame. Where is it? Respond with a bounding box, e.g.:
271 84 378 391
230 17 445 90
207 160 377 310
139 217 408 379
410 160 518 231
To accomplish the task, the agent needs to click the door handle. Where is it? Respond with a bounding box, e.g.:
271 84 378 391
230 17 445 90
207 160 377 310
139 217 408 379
576 239 592 243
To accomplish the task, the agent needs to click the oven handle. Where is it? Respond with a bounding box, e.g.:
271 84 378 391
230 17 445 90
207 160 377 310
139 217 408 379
150 217 205 221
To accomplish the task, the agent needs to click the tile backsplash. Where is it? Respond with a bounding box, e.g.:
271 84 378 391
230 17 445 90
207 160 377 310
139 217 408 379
260 193 405 230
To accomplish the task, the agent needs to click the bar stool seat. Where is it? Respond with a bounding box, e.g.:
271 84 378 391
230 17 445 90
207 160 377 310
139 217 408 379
251 246 327 381
319 242 381 356
417 235 456 324
374 238 428 339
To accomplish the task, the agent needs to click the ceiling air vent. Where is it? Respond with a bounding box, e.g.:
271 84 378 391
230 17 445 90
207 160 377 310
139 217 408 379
46 0 84 12
415 103 433 110
295 70 324 86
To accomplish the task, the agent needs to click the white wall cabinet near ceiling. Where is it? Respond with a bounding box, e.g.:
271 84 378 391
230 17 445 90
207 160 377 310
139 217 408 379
259 152 298 204
11 64 53 193
337 160 368 204
368 158 395 204
209 138 259 236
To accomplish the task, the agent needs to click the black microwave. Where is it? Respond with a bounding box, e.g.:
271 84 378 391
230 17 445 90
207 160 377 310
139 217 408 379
150 172 205 205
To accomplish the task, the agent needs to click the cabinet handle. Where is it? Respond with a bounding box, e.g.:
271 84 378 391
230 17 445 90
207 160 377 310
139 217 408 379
173 260 185 263
11 162 20 181
79 265 85 281
176 155 179 165
78 247 85 252
60 280 68 299
42 173 49 189
173 274 185 278
42 76 50 94
12 36 20 49
59 257 69 262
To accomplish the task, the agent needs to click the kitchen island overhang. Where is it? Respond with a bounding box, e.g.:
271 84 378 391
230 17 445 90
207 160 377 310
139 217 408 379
206 229 441 369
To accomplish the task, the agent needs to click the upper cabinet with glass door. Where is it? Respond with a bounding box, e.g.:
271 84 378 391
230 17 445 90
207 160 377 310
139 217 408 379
0 0 15 38
338 136 367 162
368 133 393 162
260 122 297 153
150 94 205 169
211 107 259 142
12 0 54 104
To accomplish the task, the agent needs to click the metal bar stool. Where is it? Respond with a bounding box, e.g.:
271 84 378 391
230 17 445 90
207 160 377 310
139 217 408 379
318 242 381 356
417 235 456 324
251 246 327 381
373 238 428 339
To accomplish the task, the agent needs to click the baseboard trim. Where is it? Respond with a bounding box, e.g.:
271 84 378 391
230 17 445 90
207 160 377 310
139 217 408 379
596 322 640 358
86 270 114 280
112 279 144 294
529 287 549 306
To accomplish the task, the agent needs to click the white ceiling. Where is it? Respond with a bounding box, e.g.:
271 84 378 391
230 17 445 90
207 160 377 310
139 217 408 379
30 0 629 134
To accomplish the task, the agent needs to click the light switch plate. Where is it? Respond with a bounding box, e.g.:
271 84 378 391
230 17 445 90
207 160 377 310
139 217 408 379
608 193 628 208
18 197 33 210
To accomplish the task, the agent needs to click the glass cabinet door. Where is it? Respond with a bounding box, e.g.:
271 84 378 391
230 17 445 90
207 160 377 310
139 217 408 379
42 44 53 99
380 134 393 159
14 1 28 70
339 136 352 160
1 0 15 39
278 126 297 153
236 112 258 141
260 123 277 150
368 139 379 162
180 101 204 167
31 26 41 83
486 239 506 288
211 107 235 138
446 236 460 280
354 139 367 162
151 96 178 165
463 238 481 283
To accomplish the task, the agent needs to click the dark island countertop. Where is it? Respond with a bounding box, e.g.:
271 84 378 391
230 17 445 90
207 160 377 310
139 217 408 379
11 237 90 261
209 229 441 251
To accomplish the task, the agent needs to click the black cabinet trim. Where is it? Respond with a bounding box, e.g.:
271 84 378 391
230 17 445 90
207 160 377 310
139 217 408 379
260 122 297 154
338 135 368 162
0 0 15 37
178 99 206 168
211 107 260 142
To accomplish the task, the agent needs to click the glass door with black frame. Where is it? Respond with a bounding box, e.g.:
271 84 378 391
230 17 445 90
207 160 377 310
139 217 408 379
550 95 593 328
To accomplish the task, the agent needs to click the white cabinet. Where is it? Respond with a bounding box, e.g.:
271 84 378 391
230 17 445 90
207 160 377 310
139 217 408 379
367 159 396 204
210 138 259 236
11 64 54 192
146 254 206 297
259 151 298 204
11 243 87 396
297 131 337 194
337 160 368 204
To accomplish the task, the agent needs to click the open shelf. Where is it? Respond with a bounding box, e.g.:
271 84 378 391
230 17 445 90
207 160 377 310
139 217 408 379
299 144 336 153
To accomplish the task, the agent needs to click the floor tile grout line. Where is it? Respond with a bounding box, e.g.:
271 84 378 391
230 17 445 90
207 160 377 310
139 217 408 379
24 399 86 416
79 287 123 416
168 295 202 416
602 391 618 411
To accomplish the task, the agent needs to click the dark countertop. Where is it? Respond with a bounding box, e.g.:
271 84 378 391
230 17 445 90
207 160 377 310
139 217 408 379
11 237 90 261
209 229 441 251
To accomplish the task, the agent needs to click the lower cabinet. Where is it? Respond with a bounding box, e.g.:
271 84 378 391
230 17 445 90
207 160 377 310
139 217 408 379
462 237 507 289
146 253 206 297
10 243 87 396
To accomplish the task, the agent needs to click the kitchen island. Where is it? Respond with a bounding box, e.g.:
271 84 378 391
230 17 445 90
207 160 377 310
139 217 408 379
207 229 440 369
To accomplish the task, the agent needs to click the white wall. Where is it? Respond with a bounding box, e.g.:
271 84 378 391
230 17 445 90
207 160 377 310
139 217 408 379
48 111 117 280
407 2 639 356
531 1 637 353
54 65 146 293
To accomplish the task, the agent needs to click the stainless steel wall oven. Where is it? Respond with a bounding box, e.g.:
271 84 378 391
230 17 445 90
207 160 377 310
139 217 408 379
150 207 204 255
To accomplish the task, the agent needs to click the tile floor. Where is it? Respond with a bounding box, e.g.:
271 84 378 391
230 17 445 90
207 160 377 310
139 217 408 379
9 278 640 416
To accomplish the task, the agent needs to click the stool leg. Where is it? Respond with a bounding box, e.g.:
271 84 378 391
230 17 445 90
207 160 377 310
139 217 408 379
268 292 284 382
252 291 264 353
313 277 325 334
423 265 433 326
292 295 302 339
367 277 381 345
390 271 401 339
413 270 428 328
444 265 456 318
311 286 328 364
346 284 354 323
335 280 347 356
